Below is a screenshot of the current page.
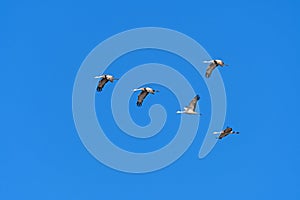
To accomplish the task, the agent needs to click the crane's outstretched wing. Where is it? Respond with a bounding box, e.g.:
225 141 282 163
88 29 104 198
187 95 200 111
97 78 109 92
205 62 218 78
218 131 229 139
137 91 149 106
223 127 233 133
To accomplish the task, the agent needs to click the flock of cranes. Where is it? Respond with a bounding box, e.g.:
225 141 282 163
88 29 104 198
94 59 239 140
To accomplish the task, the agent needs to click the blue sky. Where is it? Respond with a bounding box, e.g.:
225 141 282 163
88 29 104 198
1 0 300 199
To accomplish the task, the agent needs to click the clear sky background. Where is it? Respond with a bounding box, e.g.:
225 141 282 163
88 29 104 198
1 0 300 199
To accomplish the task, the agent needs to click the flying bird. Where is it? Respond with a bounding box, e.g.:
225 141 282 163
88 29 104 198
176 95 201 115
94 74 119 92
132 87 159 107
213 127 239 139
204 59 228 78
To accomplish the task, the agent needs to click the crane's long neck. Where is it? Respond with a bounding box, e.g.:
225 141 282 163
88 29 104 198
133 88 143 92
176 110 185 114
94 75 105 79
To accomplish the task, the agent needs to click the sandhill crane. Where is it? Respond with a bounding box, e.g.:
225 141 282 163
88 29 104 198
176 95 201 115
213 127 239 139
132 87 159 107
204 59 228 78
94 74 119 92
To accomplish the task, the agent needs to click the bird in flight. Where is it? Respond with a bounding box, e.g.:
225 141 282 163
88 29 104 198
94 74 119 92
204 59 228 78
176 95 201 115
213 127 239 139
132 87 159 107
